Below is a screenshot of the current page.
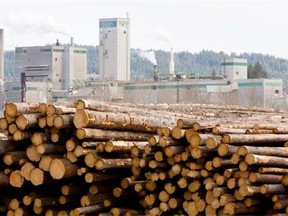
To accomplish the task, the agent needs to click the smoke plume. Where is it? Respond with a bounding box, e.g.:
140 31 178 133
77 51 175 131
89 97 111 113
138 50 157 65
152 28 173 48
7 12 71 36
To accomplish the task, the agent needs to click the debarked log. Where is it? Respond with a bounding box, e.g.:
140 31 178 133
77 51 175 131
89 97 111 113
222 134 288 144
73 109 177 132
76 128 152 141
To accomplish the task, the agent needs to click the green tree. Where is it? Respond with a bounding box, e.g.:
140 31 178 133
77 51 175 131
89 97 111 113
248 61 268 79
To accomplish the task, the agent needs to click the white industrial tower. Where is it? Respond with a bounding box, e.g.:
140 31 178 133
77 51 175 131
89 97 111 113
99 18 130 81
0 29 4 79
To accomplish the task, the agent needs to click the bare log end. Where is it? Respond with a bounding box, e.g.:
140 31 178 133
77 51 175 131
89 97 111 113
49 159 66 179
73 110 90 129
76 129 86 140
5 103 17 118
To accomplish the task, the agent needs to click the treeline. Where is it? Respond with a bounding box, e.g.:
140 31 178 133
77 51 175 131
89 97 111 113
4 46 288 86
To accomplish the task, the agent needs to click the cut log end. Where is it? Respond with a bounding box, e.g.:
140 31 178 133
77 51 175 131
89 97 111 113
76 129 86 140
49 159 66 179
73 110 90 129
30 168 44 186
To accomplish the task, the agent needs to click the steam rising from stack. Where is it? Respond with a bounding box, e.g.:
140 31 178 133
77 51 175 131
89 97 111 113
137 50 157 65
7 12 71 36
152 29 174 75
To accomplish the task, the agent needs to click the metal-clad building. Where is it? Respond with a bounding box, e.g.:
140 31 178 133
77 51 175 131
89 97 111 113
15 39 87 102
222 58 248 80
99 18 130 81
16 40 87 90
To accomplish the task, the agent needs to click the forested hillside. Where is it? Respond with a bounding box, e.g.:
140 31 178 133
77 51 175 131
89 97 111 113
4 46 288 86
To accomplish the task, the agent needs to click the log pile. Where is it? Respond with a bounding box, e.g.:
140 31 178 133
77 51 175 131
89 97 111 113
1 99 288 215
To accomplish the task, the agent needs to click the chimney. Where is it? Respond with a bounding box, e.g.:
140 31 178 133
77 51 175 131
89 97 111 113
70 37 74 47
0 29 3 79
169 47 174 75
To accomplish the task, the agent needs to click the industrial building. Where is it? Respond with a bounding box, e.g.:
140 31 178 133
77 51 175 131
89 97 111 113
15 38 87 102
0 21 285 110
99 18 130 81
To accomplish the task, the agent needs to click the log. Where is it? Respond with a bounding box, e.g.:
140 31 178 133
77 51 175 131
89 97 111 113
80 193 114 207
95 158 132 170
5 102 40 118
171 127 186 139
47 105 76 116
16 114 39 130
38 117 46 128
223 202 261 215
8 124 17 134
0 118 8 130
217 144 239 157
260 184 287 194
36 144 66 155
259 167 288 174
46 115 55 127
238 146 288 157
212 127 247 135
159 136 183 148
29 168 46 186
73 145 97 157
9 170 24 188
0 172 9 186
73 109 176 132
26 145 42 162
49 158 79 179
222 134 288 144
76 128 152 141
65 138 79 152
3 151 27 166
84 172 125 183
246 153 288 166
104 141 147 153
249 173 283 183
31 132 50 146
53 114 74 129
73 204 104 216
13 130 33 141
164 146 185 157
0 140 19 155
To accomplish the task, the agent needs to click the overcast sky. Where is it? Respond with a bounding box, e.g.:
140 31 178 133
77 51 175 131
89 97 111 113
0 0 288 59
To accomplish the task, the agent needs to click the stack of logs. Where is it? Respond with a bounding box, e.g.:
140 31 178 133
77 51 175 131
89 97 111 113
1 99 288 215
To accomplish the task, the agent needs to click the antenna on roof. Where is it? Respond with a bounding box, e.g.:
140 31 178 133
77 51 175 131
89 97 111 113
126 11 129 18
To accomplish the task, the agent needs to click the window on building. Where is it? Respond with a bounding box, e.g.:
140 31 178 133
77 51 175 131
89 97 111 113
275 90 279 94
55 58 57 61
123 31 126 34
236 71 239 76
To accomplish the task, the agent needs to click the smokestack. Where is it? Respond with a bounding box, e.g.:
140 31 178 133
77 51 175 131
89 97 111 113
169 47 174 75
0 29 3 79
70 37 74 47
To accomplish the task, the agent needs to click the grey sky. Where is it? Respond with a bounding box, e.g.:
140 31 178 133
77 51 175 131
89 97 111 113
0 0 287 58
